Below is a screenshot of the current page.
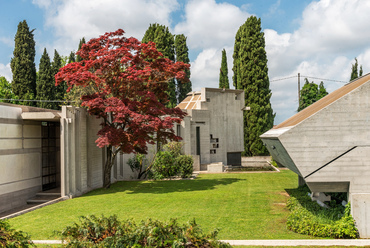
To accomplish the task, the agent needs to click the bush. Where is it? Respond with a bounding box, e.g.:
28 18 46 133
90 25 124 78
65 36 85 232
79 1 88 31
286 185 358 238
127 154 148 179
58 215 231 248
176 155 194 178
151 142 194 180
151 151 178 180
0 219 33 248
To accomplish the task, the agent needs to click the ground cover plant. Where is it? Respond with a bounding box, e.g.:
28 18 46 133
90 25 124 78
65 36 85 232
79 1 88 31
8 171 315 240
57 215 231 247
0 219 33 247
286 185 358 238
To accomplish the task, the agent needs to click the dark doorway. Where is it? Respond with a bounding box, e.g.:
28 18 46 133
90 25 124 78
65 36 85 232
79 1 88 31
196 126 200 156
227 152 242 166
41 122 60 191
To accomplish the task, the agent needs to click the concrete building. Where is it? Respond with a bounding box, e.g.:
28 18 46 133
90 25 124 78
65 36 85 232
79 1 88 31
260 73 370 238
177 88 245 171
0 104 131 215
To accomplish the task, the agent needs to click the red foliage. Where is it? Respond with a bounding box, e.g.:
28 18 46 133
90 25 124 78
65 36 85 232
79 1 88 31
56 29 189 154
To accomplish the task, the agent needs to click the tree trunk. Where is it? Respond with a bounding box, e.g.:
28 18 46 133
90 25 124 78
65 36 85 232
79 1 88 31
103 145 116 189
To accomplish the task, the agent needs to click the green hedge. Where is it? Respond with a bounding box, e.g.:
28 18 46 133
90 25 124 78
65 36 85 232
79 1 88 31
286 186 358 238
58 215 231 247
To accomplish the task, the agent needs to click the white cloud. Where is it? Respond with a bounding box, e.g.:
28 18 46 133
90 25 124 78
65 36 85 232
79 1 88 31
32 0 179 56
265 0 370 124
0 63 12 81
174 0 250 50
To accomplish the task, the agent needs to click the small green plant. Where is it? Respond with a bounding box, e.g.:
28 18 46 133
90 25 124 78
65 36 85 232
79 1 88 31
0 219 34 248
57 215 231 248
286 185 358 238
127 154 148 179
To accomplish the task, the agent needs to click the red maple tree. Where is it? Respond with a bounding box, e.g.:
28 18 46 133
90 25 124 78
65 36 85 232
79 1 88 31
56 29 189 188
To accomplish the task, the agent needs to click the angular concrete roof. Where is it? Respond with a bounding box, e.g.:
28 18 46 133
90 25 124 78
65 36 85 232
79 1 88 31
274 73 370 129
177 92 201 110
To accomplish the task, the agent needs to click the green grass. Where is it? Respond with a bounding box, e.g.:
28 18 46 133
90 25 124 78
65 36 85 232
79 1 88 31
9 170 316 240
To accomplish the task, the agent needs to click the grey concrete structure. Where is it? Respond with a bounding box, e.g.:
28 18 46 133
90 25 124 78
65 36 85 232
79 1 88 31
177 88 245 167
0 103 60 213
260 73 370 238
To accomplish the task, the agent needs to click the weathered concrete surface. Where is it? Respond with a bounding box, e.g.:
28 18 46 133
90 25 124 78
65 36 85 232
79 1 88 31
260 74 370 238
207 162 224 173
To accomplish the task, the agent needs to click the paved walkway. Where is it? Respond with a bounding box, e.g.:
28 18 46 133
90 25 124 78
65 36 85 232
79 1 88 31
33 239 370 246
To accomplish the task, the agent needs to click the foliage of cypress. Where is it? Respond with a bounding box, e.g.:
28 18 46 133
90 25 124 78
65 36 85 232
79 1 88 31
36 48 54 109
52 50 65 109
142 24 177 107
350 58 363 81
68 51 76 63
76 37 86 62
10 20 37 105
219 48 229 89
232 16 274 156
174 34 192 103
298 78 328 111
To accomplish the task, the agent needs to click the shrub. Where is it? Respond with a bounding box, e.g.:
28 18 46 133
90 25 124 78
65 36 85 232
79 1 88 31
176 155 194 178
58 215 231 248
163 141 183 156
151 151 178 180
0 219 33 248
286 185 358 238
127 154 148 179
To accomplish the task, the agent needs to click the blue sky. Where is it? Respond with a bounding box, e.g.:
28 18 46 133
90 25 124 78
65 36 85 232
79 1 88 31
1 0 369 124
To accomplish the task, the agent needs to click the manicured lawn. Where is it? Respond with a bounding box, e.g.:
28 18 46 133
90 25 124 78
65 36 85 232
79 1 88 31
9 170 315 240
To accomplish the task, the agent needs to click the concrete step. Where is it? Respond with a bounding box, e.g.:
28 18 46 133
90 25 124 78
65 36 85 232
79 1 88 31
27 193 61 204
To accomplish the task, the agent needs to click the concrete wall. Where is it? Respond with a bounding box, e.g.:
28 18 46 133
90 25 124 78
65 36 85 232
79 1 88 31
180 88 244 166
0 105 42 213
261 80 370 238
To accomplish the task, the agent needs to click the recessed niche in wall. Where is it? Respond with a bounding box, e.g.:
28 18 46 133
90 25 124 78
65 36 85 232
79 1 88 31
210 149 216 154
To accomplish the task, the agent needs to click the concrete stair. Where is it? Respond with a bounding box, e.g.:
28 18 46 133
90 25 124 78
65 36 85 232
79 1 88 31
27 191 61 205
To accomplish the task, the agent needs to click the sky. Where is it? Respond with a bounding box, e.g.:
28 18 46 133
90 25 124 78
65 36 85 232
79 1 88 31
1 0 370 124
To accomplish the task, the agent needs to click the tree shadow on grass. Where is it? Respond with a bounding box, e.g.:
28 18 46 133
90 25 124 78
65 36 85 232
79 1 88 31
84 177 243 196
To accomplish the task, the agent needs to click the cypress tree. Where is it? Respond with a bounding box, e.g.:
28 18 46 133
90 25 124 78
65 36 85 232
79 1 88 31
36 48 54 109
350 58 359 81
232 16 274 156
142 24 177 107
52 50 65 109
68 51 75 64
219 48 229 89
76 37 86 62
10 20 37 105
175 34 191 103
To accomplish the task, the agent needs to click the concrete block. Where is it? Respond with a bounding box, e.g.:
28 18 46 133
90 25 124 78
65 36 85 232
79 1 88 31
0 123 22 138
207 162 224 173
351 193 370 238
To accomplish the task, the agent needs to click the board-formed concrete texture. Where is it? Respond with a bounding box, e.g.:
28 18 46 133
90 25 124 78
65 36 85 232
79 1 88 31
260 73 370 238
177 88 245 167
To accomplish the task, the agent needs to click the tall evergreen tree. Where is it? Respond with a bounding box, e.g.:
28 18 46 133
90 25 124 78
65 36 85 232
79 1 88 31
52 50 65 109
175 34 191 102
350 58 359 81
232 16 274 156
298 78 328 111
142 24 177 107
10 20 37 105
76 37 86 62
68 51 76 63
36 48 54 109
219 48 229 89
